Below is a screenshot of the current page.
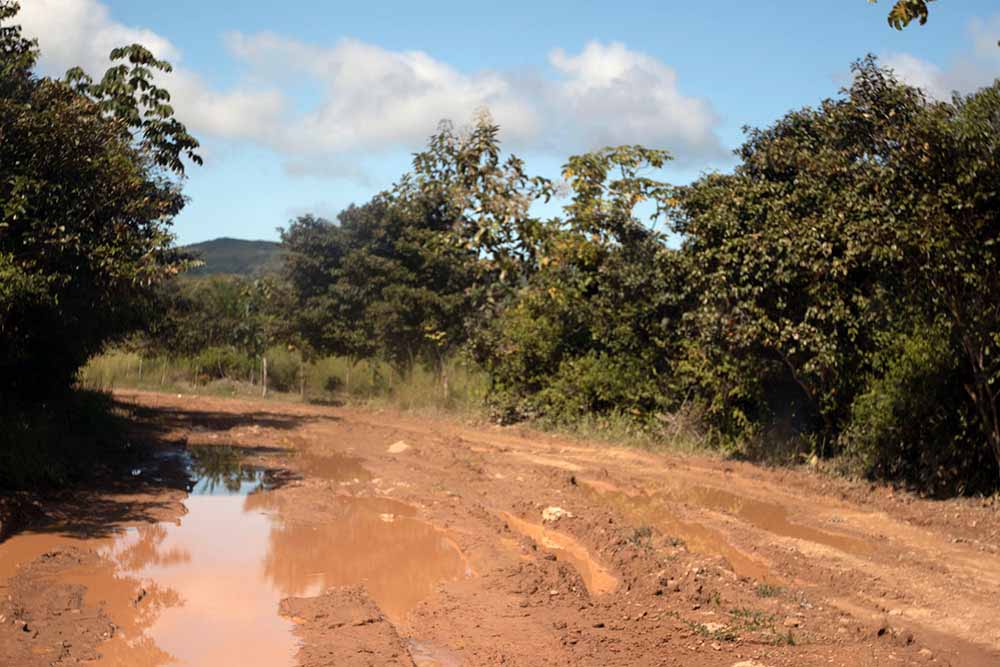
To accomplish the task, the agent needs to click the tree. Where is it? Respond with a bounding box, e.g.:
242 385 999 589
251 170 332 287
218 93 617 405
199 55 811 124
869 0 936 30
0 1 200 402
282 114 551 390
886 80 1000 478
673 60 925 444
475 146 686 424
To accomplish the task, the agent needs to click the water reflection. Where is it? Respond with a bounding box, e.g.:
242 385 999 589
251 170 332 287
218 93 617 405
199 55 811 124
187 445 271 496
294 449 372 483
247 492 466 622
1 448 466 666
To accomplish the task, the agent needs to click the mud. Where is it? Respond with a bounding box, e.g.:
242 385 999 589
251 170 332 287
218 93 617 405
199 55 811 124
3 389 1000 666
500 511 618 596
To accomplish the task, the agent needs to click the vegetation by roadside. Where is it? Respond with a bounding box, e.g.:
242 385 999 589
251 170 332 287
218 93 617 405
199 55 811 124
2 1 999 496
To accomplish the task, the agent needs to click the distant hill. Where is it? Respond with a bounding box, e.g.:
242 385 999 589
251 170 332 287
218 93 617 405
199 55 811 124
181 238 285 277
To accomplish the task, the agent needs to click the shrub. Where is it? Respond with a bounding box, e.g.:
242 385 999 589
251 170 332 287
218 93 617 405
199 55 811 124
841 326 995 495
192 347 253 383
264 346 302 393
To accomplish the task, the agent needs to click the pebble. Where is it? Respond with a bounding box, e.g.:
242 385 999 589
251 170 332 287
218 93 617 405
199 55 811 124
542 506 573 522
387 441 410 454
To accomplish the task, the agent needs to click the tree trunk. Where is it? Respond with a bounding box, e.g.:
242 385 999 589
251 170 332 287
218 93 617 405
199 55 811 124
137 356 143 382
262 356 268 397
437 353 449 400
161 359 167 386
299 355 305 399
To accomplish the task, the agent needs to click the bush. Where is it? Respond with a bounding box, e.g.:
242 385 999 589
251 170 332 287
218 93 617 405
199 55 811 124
192 347 253 383
533 352 662 426
264 346 301 393
0 6 200 403
841 327 995 495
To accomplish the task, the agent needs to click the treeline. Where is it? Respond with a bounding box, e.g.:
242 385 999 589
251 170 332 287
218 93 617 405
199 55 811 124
3 0 998 494
0 2 201 485
140 59 1000 494
258 59 995 495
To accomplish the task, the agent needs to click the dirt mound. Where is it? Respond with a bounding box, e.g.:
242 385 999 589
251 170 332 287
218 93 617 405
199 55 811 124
0 547 113 666
280 587 415 666
2 390 999 665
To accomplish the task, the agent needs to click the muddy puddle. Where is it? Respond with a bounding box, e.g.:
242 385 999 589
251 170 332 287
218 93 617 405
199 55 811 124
408 639 464 667
671 483 874 557
500 511 618 595
580 480 773 581
581 477 874 582
292 448 372 483
0 445 466 666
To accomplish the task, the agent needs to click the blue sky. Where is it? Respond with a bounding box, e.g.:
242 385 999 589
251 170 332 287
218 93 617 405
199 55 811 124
17 1 1000 244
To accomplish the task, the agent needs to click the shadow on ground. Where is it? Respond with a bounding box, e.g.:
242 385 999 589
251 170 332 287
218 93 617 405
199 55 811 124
1 398 307 541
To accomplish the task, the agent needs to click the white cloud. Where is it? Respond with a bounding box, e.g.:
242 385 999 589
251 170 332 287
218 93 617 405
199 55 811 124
881 52 952 100
225 32 541 155
17 0 286 155
882 15 1000 101
15 0 726 178
17 0 178 76
548 42 724 161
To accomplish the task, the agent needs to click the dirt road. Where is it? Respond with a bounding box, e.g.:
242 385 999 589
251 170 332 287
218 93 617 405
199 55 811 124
2 391 1000 666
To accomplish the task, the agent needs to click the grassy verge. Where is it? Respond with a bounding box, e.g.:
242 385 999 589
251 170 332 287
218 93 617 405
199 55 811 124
80 349 490 415
81 349 712 456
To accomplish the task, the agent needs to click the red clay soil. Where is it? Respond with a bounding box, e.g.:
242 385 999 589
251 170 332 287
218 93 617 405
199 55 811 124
2 389 999 666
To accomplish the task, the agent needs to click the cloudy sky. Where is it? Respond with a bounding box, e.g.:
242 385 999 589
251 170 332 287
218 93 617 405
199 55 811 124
15 0 1000 244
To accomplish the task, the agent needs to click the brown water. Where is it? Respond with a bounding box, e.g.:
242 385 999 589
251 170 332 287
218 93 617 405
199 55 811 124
669 483 874 558
581 476 875 582
0 450 466 667
294 449 372 483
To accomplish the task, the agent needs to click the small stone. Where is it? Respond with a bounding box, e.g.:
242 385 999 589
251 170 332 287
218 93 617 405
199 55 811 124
387 441 410 454
918 648 934 661
542 506 573 522
782 617 801 628
888 609 903 617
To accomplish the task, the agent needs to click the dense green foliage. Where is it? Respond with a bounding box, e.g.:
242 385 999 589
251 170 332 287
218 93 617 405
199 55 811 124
269 59 1000 494
870 0 936 30
0 3 200 489
280 117 551 382
0 2 199 404
4 0 998 495
672 60 1000 492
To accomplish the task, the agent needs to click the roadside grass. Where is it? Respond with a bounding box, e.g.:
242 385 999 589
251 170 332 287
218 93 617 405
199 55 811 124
81 349 715 457
755 583 783 598
80 350 490 415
